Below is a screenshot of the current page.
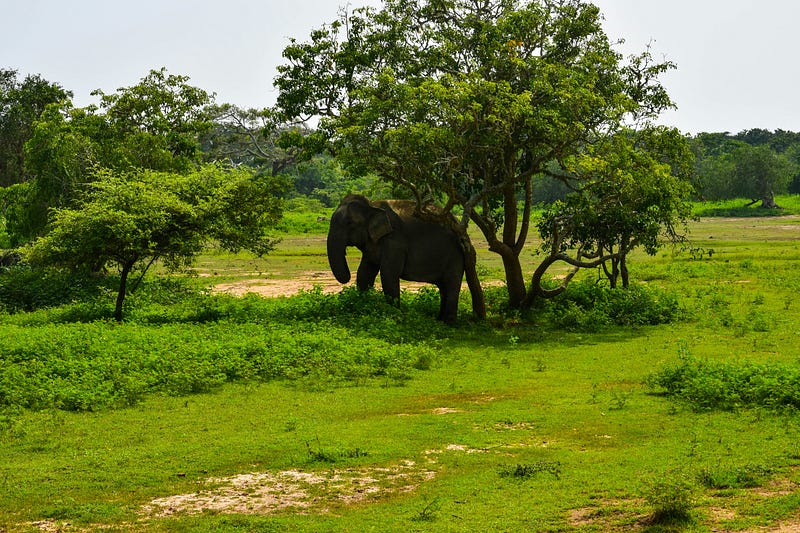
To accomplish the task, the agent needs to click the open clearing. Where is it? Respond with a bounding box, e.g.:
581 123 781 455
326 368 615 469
4 214 800 532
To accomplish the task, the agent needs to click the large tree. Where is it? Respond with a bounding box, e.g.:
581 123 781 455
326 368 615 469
274 0 693 309
203 104 308 176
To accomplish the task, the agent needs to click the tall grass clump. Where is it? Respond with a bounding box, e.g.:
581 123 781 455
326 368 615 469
645 476 695 526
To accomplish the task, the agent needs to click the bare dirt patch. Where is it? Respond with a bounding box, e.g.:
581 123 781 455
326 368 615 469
142 462 436 518
565 499 647 531
211 272 503 298
212 271 345 298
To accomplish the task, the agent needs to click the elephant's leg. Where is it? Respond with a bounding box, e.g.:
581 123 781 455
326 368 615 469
356 261 379 291
379 256 403 303
438 281 462 323
381 275 401 303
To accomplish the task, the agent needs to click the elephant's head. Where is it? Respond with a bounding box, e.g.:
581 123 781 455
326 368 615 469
327 195 393 284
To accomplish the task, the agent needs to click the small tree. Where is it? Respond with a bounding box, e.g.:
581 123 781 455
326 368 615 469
24 164 284 321
535 128 693 298
731 144 792 209
9 69 214 244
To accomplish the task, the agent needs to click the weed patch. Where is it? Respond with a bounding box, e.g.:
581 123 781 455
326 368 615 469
697 463 774 489
499 461 562 480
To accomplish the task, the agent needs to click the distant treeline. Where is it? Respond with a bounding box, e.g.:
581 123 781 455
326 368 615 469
2 68 798 227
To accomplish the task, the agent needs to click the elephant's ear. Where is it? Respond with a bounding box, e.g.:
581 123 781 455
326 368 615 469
368 208 393 242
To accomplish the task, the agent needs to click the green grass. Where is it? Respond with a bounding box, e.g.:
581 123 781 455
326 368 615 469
1 212 800 531
692 194 800 217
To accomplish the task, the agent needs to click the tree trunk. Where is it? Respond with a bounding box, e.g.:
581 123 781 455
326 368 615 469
462 239 486 319
114 261 134 322
500 249 527 309
620 254 629 288
760 192 780 209
603 258 618 289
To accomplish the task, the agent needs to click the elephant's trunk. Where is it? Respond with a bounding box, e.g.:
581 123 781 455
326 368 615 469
327 222 351 284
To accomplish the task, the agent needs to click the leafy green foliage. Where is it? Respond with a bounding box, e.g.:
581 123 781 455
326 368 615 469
499 461 562 480
648 355 800 411
0 69 71 187
91 67 214 170
531 279 682 331
691 130 799 206
23 164 284 320
645 476 695 525
537 128 695 291
0 267 113 313
0 283 448 413
8 69 214 243
274 0 690 310
730 145 793 207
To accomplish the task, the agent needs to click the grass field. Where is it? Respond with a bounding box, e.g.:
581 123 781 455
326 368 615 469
1 204 800 532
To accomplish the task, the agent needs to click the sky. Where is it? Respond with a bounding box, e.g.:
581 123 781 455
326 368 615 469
2 0 799 135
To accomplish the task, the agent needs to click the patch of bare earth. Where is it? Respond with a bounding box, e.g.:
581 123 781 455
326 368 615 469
566 499 648 531
211 271 505 298
141 461 435 518
212 271 344 298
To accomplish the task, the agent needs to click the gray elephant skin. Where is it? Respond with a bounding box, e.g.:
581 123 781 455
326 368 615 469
327 194 466 322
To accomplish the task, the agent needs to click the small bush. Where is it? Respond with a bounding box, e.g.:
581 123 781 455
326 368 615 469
645 476 695 525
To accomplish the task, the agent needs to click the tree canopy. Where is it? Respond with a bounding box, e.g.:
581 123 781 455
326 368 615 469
274 0 694 309
690 131 797 207
6 69 215 244
24 164 284 320
0 69 72 188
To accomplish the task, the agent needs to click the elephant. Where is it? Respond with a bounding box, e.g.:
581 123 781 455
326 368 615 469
326 194 468 322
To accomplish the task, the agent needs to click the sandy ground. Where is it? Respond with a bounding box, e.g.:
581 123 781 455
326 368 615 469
212 271 345 297
211 271 454 298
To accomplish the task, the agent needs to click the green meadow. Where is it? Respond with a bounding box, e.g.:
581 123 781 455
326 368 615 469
1 201 800 532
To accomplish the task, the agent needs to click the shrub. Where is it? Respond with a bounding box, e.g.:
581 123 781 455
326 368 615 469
0 267 112 313
645 476 695 525
540 280 682 331
647 354 800 411
499 461 562 480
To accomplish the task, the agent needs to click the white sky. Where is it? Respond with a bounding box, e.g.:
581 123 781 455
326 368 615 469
2 0 799 135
